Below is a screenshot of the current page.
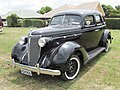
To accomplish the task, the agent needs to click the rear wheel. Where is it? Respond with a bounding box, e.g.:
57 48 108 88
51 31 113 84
61 55 81 81
104 39 110 52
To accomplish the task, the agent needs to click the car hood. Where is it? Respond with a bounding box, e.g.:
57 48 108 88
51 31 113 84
30 25 82 37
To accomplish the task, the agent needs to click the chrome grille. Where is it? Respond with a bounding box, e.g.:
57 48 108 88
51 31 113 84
28 36 41 66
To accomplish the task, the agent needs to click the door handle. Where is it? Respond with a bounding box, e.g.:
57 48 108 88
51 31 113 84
95 29 100 31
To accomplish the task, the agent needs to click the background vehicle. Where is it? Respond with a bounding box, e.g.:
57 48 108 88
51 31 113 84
0 16 3 32
12 10 112 81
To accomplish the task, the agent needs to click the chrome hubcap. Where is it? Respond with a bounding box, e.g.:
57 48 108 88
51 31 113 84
65 57 80 80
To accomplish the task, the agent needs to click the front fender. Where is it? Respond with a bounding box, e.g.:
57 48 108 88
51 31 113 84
41 41 88 69
11 43 28 63
52 41 81 64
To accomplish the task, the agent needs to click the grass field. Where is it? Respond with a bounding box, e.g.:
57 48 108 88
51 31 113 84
0 27 120 90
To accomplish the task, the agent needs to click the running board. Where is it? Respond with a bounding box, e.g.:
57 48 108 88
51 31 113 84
85 47 105 64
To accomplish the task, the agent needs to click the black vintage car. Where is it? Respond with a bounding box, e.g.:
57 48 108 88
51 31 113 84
0 16 3 32
12 10 112 81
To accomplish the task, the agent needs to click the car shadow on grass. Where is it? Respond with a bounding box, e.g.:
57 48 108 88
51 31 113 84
0 32 5 35
6 48 111 90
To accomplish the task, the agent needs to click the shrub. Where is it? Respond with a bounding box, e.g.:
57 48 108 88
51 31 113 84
17 19 23 27
32 19 44 27
23 19 32 27
6 14 19 27
22 19 44 27
105 18 120 29
6 16 12 27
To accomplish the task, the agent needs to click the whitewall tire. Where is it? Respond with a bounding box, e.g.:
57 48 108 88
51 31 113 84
104 39 110 52
61 55 81 81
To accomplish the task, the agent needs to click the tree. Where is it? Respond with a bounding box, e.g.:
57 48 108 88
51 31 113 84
109 9 120 16
6 14 19 27
38 6 52 14
115 5 120 10
102 4 114 16
102 4 120 17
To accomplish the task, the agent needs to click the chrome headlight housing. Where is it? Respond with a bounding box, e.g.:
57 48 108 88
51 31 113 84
19 37 26 45
38 38 46 47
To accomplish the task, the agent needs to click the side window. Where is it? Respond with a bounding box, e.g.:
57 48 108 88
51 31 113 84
95 15 102 25
84 15 95 27
101 16 106 25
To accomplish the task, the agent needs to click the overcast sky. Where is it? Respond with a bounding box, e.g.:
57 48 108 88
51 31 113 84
0 0 120 15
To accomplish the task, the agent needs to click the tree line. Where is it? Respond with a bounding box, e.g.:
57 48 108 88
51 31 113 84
38 5 120 17
6 4 120 27
102 5 120 17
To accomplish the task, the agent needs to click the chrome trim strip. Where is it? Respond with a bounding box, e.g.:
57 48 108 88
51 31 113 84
53 33 81 40
28 37 31 64
38 39 41 63
12 59 61 76
29 35 42 37
28 31 33 64
22 51 27 60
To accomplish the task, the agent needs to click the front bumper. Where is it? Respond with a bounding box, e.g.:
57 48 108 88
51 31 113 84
12 59 61 76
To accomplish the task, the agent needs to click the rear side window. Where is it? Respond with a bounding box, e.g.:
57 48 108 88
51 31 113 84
84 15 95 26
101 16 106 25
95 15 102 25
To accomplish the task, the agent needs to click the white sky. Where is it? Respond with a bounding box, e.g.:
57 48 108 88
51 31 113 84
0 0 120 15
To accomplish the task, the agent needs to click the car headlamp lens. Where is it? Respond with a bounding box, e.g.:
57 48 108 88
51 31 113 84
38 38 46 47
19 37 25 45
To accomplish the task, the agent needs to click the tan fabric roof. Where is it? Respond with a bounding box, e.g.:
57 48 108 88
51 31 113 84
42 1 105 18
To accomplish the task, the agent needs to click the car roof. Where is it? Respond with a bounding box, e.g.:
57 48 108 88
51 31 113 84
53 10 102 17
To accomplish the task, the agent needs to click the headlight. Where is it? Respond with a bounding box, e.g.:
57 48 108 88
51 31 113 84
19 37 25 45
38 38 46 47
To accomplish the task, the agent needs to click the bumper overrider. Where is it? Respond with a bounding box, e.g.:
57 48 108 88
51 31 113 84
0 28 3 32
12 59 61 76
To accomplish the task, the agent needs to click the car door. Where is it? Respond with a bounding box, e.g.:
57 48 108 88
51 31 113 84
79 14 103 51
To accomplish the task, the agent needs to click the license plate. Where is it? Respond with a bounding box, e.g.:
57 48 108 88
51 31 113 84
21 69 32 76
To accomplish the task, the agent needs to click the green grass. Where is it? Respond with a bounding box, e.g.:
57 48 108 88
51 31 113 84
0 27 120 90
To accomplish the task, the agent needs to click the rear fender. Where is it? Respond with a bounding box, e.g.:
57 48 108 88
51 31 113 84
103 29 112 43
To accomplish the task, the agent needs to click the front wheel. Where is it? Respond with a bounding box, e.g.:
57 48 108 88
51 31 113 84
61 55 81 81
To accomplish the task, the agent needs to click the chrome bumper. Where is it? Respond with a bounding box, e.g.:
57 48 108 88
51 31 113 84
12 59 61 76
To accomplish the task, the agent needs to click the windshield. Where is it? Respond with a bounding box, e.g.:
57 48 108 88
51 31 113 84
50 15 81 26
